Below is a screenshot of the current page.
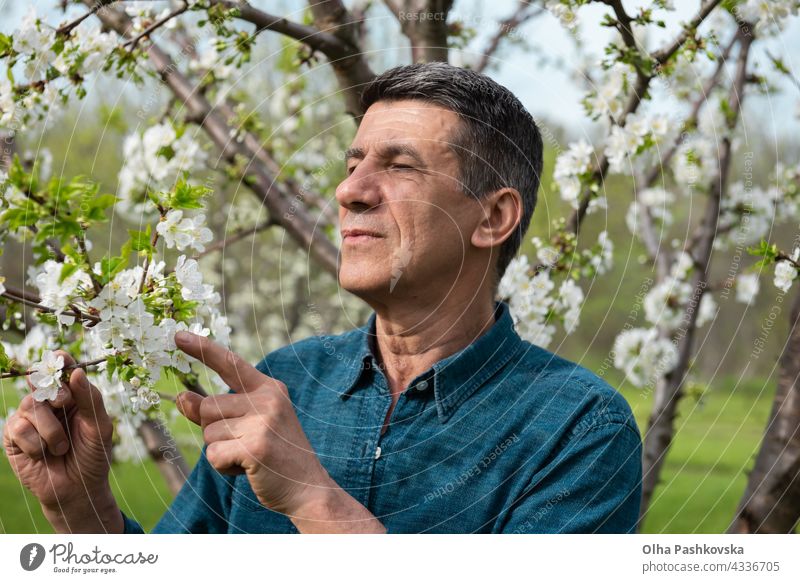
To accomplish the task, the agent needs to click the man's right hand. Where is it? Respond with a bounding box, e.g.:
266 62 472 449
2 350 123 533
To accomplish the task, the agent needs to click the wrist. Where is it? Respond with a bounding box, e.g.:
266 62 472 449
289 478 386 534
42 485 122 534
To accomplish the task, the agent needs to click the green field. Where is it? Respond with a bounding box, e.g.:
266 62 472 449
0 374 777 534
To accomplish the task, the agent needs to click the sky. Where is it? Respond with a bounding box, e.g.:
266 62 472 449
1 0 799 141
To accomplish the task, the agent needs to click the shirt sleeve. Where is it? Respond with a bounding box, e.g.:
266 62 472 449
497 419 642 534
120 445 236 534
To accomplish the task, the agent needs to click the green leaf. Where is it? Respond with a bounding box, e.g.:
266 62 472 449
80 192 118 222
7 155 35 193
1 206 39 229
0 342 12 374
99 253 128 285
127 224 154 256
37 217 83 242
61 243 84 266
747 241 778 268
59 262 79 284
0 33 13 58
167 176 212 210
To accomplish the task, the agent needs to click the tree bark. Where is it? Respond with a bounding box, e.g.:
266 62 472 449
639 30 753 527
729 287 800 533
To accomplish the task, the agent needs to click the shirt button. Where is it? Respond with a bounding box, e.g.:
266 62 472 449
374 446 382 460
416 380 429 392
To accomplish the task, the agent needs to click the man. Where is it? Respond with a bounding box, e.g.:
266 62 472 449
3 63 642 534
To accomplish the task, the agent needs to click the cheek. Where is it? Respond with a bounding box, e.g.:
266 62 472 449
396 209 468 269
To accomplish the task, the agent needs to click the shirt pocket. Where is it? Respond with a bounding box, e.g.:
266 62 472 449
228 476 299 533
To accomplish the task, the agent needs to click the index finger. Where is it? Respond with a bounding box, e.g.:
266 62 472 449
174 331 265 392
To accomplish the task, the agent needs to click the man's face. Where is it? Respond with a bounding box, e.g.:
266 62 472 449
336 100 485 303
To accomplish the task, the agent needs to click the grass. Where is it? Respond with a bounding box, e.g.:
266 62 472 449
0 375 778 533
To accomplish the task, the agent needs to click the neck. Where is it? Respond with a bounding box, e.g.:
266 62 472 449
370 290 497 396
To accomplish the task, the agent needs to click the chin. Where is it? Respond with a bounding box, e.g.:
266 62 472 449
338 263 392 297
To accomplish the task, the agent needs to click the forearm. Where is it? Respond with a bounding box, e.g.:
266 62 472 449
290 478 386 534
42 487 124 534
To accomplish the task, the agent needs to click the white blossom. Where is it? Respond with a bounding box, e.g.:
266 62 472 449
31 260 93 318
211 313 232 347
592 231 614 275
774 254 799 293
545 1 579 30
670 252 694 280
736 274 760 305
737 0 799 32
130 387 161 413
696 293 718 328
644 277 692 331
553 140 594 207
585 62 635 119
29 350 64 402
13 8 55 57
157 210 213 252
557 279 584 333
1 78 16 127
88 281 131 321
613 328 679 388
118 123 207 213
175 255 215 301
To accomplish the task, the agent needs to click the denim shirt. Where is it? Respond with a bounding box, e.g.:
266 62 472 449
122 300 642 533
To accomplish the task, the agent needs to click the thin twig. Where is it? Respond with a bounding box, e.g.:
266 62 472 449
0 356 107 379
123 2 189 50
1 285 99 324
196 220 276 259
56 3 106 36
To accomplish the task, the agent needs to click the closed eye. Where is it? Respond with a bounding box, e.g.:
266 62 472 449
390 164 414 171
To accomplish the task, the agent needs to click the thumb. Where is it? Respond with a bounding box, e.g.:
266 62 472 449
176 391 203 426
69 368 112 434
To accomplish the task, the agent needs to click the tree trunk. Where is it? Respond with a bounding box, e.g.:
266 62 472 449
638 30 753 528
397 0 453 63
729 287 800 533
137 419 190 496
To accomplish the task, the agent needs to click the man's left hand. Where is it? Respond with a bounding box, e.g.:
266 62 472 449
173 331 333 519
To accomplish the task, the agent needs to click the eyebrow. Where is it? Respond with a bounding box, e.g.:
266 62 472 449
344 142 427 168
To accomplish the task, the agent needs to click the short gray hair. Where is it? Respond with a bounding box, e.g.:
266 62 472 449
360 62 544 286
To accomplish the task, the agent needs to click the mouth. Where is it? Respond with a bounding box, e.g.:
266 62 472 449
342 229 383 244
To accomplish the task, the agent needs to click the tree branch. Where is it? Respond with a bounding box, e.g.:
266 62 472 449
195 219 277 259
1 285 99 325
474 1 544 73
123 1 189 50
0 356 106 379
208 1 376 118
639 27 754 526
306 0 378 116
634 32 738 277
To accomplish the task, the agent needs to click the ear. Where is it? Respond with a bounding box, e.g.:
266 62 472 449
470 187 523 251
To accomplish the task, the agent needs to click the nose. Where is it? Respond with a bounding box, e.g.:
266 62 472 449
335 159 383 213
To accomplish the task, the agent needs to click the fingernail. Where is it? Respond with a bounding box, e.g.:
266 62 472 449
55 441 69 456
175 331 193 344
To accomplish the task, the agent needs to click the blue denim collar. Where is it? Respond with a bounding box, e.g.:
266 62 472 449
337 300 524 422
